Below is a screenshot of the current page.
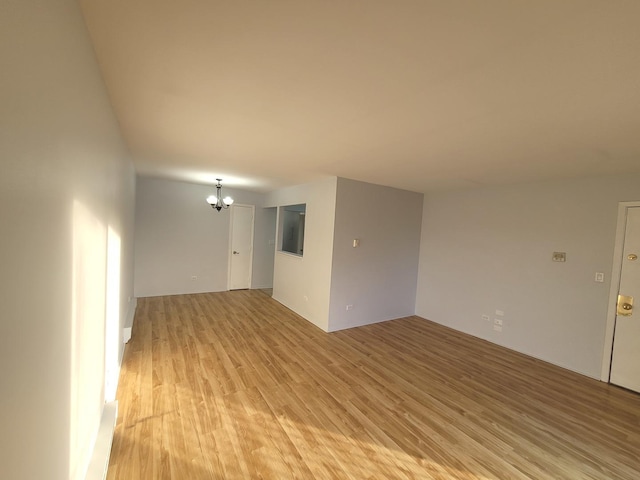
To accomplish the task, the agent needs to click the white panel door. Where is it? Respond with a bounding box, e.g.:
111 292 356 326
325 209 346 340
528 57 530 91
228 205 254 290
610 206 640 392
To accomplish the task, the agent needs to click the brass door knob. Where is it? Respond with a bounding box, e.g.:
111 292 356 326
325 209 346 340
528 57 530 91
617 294 634 316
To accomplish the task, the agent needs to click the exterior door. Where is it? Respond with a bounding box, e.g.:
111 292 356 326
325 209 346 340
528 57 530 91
610 206 640 392
228 204 254 290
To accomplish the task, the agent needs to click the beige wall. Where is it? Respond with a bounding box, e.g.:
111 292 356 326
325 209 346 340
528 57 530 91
416 174 640 378
0 1 135 479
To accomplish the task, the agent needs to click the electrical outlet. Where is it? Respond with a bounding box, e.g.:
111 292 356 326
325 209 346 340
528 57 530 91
493 324 502 332
494 318 503 326
481 314 490 321
552 252 566 262
346 304 353 311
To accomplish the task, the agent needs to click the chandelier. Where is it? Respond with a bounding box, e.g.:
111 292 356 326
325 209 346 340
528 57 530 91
206 179 234 211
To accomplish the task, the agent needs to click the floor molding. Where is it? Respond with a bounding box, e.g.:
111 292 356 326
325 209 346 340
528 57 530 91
84 401 117 480
123 297 137 343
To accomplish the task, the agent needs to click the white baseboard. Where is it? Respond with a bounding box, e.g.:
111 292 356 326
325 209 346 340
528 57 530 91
84 401 118 480
123 297 137 344
84 297 136 480
123 327 132 344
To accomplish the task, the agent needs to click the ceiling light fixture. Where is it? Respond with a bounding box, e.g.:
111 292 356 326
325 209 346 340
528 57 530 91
206 179 234 211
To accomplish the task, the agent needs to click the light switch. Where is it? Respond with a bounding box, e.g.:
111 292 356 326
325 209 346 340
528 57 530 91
353 239 360 248
595 272 605 283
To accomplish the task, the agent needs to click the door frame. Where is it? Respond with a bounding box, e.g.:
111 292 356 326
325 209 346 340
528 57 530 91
227 204 255 290
600 201 640 381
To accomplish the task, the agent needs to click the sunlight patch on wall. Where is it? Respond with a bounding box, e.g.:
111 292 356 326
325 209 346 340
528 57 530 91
105 226 121 402
71 199 106 480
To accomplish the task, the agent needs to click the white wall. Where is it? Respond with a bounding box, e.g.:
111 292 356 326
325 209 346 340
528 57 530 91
416 174 640 379
134 177 272 297
266 177 338 331
329 178 423 331
253 207 278 288
0 1 135 479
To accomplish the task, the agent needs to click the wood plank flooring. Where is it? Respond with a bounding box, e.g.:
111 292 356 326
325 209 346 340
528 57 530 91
108 290 640 479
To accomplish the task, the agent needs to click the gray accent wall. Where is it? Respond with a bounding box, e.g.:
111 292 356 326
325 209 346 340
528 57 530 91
416 174 640 379
134 177 273 297
267 177 423 332
328 178 423 331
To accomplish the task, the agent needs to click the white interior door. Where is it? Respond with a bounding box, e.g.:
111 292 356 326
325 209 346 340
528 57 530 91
610 206 640 392
228 204 254 290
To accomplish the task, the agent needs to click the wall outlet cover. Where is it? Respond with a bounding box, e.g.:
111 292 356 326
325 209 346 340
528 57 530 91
552 252 567 262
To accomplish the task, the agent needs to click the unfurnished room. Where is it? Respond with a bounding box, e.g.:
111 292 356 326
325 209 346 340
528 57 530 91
2 1 640 479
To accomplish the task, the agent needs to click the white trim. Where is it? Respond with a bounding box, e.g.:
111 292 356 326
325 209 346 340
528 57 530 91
600 201 640 381
123 327 132 344
85 296 136 479
84 401 118 480
123 297 136 344
277 250 304 259
227 204 255 290
248 205 255 289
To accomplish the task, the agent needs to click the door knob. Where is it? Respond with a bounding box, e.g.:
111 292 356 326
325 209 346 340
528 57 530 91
233 251 239 255
617 294 634 316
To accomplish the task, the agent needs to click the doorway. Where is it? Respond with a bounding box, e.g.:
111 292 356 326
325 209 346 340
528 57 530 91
228 204 255 290
604 203 640 393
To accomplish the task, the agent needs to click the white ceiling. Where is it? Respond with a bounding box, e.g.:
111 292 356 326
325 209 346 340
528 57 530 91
80 0 640 193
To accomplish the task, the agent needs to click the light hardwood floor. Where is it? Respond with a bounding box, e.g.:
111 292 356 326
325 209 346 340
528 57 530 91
108 290 640 479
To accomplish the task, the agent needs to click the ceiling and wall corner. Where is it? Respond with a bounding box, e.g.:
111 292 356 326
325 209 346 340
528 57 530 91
77 0 640 377
78 0 640 194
